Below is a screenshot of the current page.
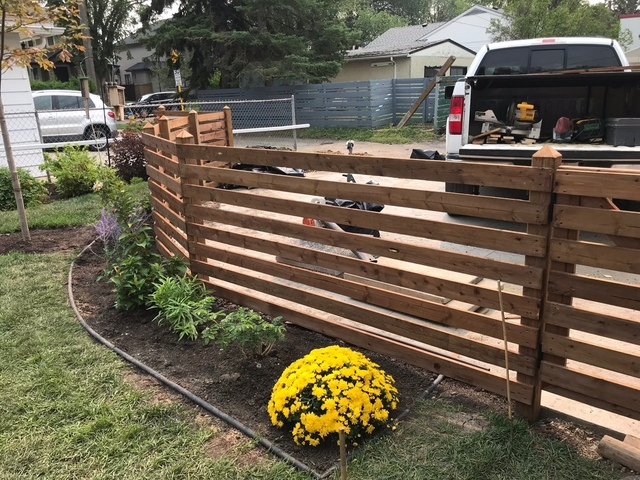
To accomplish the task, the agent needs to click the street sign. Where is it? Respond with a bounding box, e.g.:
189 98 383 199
173 69 182 87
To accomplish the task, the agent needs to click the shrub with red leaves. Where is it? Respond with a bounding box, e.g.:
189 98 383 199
111 131 148 182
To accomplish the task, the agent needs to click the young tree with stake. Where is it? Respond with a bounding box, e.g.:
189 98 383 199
0 0 84 241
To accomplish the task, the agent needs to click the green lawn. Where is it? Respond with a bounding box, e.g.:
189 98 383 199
0 182 623 480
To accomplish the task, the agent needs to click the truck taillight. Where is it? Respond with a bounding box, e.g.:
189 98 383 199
107 111 115 118
448 95 464 135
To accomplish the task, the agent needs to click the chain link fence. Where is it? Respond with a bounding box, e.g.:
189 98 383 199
0 111 45 177
127 97 306 150
0 110 117 177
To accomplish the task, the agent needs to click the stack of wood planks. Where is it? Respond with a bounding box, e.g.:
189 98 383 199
598 434 640 472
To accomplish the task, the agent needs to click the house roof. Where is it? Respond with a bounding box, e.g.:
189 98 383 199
347 5 502 59
125 61 153 72
347 38 475 60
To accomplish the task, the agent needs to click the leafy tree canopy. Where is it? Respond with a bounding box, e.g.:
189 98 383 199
141 0 357 90
488 0 621 41
605 0 638 14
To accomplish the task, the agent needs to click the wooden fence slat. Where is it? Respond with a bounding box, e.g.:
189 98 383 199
541 363 640 418
545 301 640 345
187 204 544 288
194 259 535 404
542 332 640 377
189 222 539 318
554 205 640 239
147 164 182 196
150 197 186 232
152 210 189 250
555 169 640 201
550 238 640 274
192 243 538 373
548 271 640 311
183 184 546 257
175 144 554 191
181 164 547 224
148 179 185 216
190 237 539 350
141 132 178 155
145 149 180 176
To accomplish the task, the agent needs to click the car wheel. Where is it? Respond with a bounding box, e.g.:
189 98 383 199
84 125 110 151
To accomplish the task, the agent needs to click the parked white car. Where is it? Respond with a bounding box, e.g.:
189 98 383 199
32 89 118 151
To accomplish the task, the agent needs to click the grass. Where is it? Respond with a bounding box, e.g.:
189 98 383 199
344 400 619 480
298 125 441 144
0 178 623 479
0 181 149 234
0 251 308 479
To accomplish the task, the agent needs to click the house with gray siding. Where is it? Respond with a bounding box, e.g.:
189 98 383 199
333 5 503 82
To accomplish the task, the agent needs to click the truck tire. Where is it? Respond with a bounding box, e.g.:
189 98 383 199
445 183 477 195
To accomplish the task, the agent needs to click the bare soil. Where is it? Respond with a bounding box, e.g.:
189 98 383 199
0 224 623 475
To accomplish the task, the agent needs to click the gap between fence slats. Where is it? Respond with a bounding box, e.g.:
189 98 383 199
545 302 640 345
190 237 538 350
175 144 554 191
194 260 535 404
186 204 544 288
179 164 547 224
189 221 539 318
183 184 545 256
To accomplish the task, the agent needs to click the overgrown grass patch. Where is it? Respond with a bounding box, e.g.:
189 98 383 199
0 252 307 479
298 125 440 144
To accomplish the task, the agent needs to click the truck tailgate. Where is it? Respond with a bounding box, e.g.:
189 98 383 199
459 142 640 165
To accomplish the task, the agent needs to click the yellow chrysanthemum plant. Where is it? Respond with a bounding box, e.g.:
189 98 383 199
267 345 399 447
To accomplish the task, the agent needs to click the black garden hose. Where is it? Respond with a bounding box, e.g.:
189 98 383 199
68 240 446 479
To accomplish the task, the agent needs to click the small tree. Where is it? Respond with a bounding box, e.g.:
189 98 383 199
0 0 84 241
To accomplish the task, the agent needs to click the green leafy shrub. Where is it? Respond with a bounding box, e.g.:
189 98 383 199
110 131 148 182
149 274 223 341
30 77 97 93
268 345 399 447
0 167 47 211
108 225 187 310
207 307 285 357
41 145 112 198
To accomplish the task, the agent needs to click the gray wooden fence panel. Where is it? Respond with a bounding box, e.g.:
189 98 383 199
197 77 462 128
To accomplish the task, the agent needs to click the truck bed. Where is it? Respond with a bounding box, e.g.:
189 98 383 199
462 70 640 165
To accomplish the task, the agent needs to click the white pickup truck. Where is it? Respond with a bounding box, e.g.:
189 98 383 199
444 37 639 194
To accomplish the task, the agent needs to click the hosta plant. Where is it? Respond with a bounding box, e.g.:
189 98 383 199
268 345 399 447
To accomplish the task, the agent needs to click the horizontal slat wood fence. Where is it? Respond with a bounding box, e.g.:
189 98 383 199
143 112 640 423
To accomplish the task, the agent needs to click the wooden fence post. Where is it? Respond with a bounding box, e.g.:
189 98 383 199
515 145 562 421
175 130 203 272
223 106 235 147
187 110 201 145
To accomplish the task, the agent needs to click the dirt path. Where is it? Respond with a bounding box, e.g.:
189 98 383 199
295 138 446 158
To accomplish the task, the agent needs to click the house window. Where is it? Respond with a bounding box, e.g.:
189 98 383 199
124 73 132 85
450 66 467 76
47 36 57 47
424 66 439 77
